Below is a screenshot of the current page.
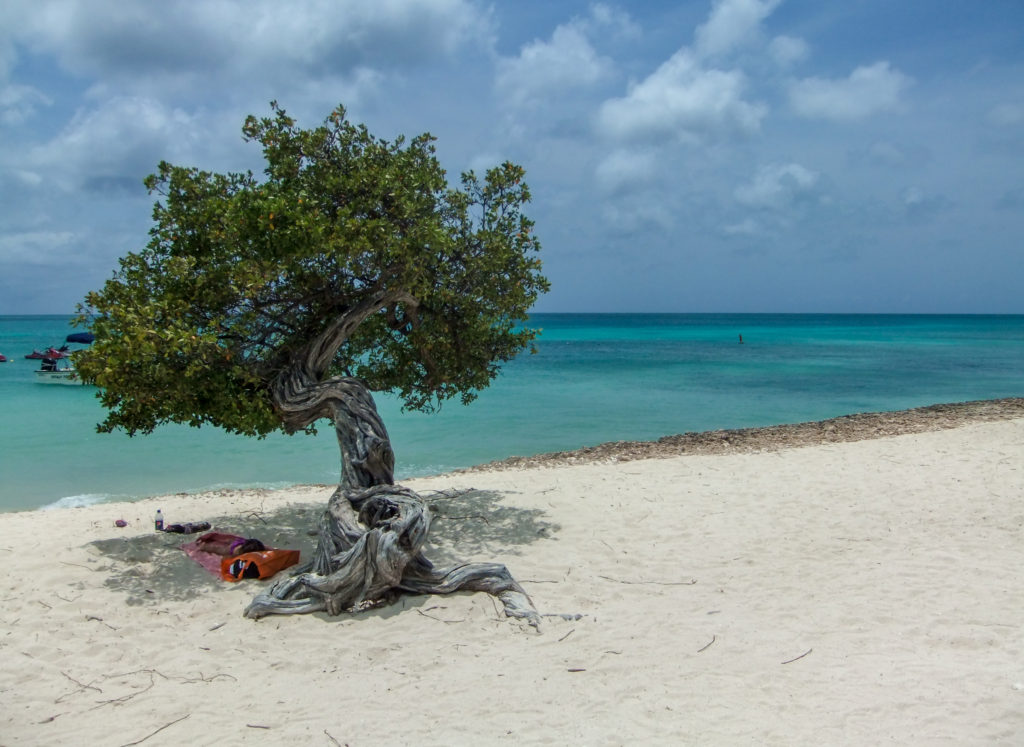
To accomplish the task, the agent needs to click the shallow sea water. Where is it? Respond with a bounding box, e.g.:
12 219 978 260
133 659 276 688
1 313 1022 511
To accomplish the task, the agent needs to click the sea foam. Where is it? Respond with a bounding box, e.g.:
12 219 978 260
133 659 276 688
41 493 118 510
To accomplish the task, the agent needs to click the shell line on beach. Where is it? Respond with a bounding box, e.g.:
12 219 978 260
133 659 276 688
465 397 1024 471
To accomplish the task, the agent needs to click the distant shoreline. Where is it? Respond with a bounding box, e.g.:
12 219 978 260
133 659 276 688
464 397 1024 471
95 396 1024 496
11 396 1024 513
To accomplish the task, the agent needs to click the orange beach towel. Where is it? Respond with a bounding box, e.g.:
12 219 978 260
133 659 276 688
220 549 301 582
182 531 300 582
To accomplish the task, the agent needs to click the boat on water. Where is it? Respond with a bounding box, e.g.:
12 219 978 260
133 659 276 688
32 332 94 385
0 353 7 363
26 345 69 360
35 356 83 385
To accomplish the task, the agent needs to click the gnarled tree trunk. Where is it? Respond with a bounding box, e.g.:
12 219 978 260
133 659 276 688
243 307 539 627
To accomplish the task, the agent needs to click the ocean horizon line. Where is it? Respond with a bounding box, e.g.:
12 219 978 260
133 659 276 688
4 311 1024 319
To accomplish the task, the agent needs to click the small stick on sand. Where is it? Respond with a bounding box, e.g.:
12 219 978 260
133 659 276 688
781 648 813 665
118 713 190 746
598 575 697 586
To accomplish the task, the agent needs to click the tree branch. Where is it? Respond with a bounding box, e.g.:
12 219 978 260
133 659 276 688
305 285 418 378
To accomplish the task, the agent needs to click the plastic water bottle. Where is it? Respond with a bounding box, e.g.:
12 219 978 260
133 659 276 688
154 509 164 531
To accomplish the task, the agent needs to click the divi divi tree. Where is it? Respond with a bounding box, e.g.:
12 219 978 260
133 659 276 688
77 103 549 625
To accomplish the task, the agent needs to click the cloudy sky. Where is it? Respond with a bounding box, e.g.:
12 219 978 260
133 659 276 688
2 0 1023 314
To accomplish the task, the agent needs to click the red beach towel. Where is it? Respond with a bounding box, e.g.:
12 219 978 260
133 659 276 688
182 531 299 581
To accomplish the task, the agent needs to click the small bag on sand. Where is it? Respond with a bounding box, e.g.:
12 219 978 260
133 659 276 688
220 549 301 582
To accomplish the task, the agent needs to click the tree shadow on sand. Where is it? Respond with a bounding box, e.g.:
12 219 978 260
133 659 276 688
420 488 558 564
87 489 558 609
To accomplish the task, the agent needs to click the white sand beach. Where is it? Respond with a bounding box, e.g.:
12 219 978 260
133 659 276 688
2 409 1023 745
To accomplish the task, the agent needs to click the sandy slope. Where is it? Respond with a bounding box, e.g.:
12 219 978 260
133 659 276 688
1 409 1023 745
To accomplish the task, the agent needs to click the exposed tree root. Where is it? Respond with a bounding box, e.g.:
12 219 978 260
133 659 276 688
246 367 539 627
244 483 539 626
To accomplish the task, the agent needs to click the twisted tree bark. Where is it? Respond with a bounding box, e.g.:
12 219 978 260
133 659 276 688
243 302 539 626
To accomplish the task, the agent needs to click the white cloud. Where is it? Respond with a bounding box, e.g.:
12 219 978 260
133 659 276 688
14 0 490 87
0 84 52 125
695 0 781 60
0 230 78 265
0 38 16 82
589 3 642 40
467 151 506 176
768 35 809 67
13 170 43 187
901 185 949 218
27 97 200 191
867 141 908 166
0 1 33 79
602 200 674 234
735 163 819 209
595 148 657 194
496 21 614 108
222 0 490 72
723 217 761 235
988 102 1024 127
789 61 912 121
598 49 765 144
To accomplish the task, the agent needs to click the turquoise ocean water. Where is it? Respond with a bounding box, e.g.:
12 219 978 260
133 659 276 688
1 314 1022 512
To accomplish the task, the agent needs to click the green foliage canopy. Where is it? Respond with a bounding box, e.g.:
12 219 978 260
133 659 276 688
76 103 549 437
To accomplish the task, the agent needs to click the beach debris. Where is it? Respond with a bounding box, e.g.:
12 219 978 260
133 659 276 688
697 635 717 653
415 607 464 624
598 574 697 586
114 519 127 528
781 648 813 665
120 713 190 747
162 521 211 534
58 670 102 701
85 615 118 630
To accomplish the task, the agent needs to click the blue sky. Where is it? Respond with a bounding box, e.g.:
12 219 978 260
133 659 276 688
2 0 1022 314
